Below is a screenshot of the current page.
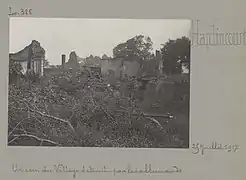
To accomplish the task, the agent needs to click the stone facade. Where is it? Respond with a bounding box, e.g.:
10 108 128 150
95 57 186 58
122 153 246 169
9 40 45 76
100 58 123 77
101 50 162 79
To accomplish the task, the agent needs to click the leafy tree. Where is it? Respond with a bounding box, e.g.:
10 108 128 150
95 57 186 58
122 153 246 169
9 60 22 75
9 60 23 84
113 35 153 60
161 36 190 75
43 59 50 68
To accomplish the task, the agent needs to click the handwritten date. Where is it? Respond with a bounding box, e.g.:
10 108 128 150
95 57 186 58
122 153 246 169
192 141 240 155
8 6 32 16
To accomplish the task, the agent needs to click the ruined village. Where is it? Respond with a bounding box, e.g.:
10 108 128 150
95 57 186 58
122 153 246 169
8 34 190 148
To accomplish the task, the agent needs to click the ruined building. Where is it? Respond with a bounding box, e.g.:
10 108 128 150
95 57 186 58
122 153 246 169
9 40 45 76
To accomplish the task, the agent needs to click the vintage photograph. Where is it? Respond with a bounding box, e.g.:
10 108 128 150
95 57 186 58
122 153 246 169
8 18 191 148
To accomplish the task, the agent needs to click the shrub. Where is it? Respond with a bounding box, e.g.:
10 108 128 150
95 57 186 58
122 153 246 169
8 74 187 148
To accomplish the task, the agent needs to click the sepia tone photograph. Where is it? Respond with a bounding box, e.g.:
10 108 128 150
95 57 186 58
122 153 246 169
8 18 191 148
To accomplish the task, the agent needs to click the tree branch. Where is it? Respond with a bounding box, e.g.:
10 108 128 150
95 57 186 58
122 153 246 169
10 134 61 146
8 117 30 137
115 110 173 119
12 99 79 143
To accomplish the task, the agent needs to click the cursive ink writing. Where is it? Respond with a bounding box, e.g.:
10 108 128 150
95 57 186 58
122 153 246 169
192 141 240 155
12 164 40 173
8 6 32 16
12 163 182 179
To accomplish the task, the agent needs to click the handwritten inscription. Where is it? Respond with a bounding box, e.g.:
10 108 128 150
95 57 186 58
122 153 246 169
12 164 182 179
8 6 32 16
192 141 240 155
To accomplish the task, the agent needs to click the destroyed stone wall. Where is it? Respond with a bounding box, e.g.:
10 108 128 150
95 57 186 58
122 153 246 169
100 58 122 77
123 59 142 77
101 56 143 78
64 51 80 70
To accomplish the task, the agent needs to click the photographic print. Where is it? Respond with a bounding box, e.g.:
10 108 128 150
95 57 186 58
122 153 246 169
8 18 191 148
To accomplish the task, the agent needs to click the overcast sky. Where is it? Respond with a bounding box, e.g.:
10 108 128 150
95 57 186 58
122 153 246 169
9 18 191 65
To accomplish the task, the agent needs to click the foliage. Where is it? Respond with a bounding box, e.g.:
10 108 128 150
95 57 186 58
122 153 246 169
9 60 23 75
8 74 188 148
161 36 191 75
113 35 153 60
9 60 23 84
43 59 50 68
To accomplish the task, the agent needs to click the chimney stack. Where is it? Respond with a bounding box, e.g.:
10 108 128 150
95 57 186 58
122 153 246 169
155 50 161 69
62 54 66 67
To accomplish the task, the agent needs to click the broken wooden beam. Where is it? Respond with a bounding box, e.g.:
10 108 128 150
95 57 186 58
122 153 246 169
115 110 174 119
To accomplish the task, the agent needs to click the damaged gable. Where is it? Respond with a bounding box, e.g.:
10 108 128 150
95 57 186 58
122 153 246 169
9 40 45 75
